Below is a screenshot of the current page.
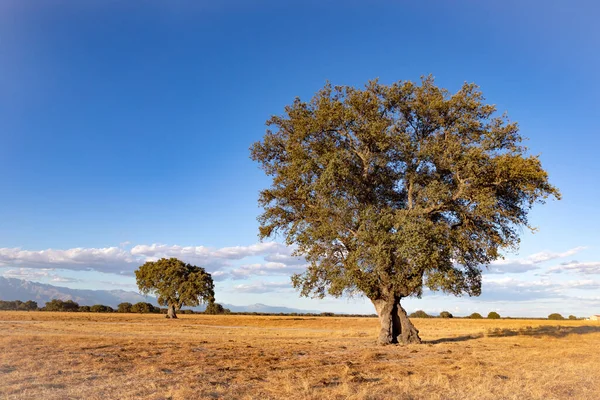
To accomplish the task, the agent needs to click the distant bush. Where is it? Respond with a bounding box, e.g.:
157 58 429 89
78 305 91 312
320 312 335 317
90 304 113 313
0 300 38 311
117 302 133 313
204 303 231 315
568 315 578 320
439 311 453 318
409 310 430 318
45 299 79 312
487 311 501 319
468 313 483 319
548 313 565 320
131 302 156 314
180 309 195 314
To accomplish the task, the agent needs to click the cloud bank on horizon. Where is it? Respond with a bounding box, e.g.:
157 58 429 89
0 243 599 316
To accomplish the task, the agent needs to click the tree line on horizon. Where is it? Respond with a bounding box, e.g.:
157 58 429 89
0 299 582 320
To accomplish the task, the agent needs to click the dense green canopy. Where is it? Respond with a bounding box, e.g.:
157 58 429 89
135 258 215 319
251 77 559 344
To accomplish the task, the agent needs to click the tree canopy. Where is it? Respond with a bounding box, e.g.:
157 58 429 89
251 77 559 344
135 258 215 319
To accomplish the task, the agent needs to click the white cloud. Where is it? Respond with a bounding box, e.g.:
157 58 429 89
485 246 587 274
547 261 600 275
2 268 55 280
478 276 600 302
0 242 298 277
0 247 134 273
2 267 80 283
230 261 307 279
232 281 293 294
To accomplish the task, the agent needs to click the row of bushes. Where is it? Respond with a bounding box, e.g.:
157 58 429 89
0 300 585 319
0 299 232 315
408 310 502 319
0 300 39 311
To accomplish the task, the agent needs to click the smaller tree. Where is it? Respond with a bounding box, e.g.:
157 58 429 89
90 304 110 313
568 315 578 320
487 311 501 319
79 305 91 312
117 302 133 313
135 258 215 319
204 302 231 315
548 313 565 320
23 300 38 311
439 311 453 318
468 312 483 319
131 302 155 314
409 310 430 318
45 299 79 312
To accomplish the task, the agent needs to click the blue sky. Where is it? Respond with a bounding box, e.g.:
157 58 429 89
1 1 599 317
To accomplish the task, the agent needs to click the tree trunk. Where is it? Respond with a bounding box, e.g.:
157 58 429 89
373 297 421 345
166 304 178 319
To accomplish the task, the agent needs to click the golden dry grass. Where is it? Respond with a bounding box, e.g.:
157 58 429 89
1 312 599 399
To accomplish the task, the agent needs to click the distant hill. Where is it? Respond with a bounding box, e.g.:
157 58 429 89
0 277 322 313
0 277 156 307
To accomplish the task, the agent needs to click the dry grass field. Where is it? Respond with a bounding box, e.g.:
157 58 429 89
1 312 599 400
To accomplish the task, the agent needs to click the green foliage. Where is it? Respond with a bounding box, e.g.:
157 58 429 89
409 310 430 318
204 302 231 315
0 300 38 311
251 77 559 307
468 312 483 319
44 299 79 312
23 300 38 311
79 305 91 312
131 302 156 314
548 313 565 320
135 258 215 311
90 304 112 313
439 311 453 318
568 315 578 320
117 302 133 313
487 311 501 319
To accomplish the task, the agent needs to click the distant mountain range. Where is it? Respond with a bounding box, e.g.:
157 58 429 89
0 277 322 314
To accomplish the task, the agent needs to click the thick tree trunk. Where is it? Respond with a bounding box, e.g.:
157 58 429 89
166 304 178 319
373 297 421 345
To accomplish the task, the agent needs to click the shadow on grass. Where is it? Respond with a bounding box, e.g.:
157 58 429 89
486 325 600 338
427 325 600 344
426 334 484 344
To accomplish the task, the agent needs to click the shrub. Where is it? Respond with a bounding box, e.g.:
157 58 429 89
439 311 453 318
117 302 133 313
548 313 565 320
409 310 430 318
45 299 79 312
487 311 501 319
78 305 91 312
568 315 578 320
90 304 111 313
131 302 156 314
204 302 231 315
468 312 483 319
0 300 37 311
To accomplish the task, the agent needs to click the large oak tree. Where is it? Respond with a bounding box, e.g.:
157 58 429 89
135 258 215 319
251 77 559 345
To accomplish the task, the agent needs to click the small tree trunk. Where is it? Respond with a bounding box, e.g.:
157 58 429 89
373 297 421 345
166 304 178 319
